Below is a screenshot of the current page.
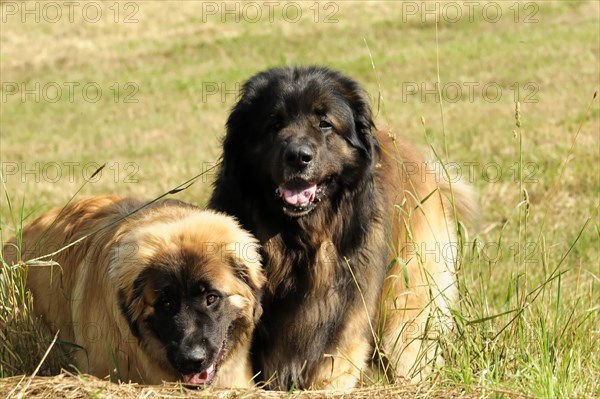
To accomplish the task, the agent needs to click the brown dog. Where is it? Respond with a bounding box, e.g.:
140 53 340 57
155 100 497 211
210 66 477 389
3 195 265 386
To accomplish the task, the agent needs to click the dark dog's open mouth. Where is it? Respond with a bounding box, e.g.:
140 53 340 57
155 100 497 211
275 177 330 217
180 340 227 386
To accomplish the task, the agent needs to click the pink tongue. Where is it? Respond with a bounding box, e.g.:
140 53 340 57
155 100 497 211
280 183 317 206
182 365 214 384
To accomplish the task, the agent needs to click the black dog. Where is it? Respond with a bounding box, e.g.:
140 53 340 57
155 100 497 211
210 66 475 388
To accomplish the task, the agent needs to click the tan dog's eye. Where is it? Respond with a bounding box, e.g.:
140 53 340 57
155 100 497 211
206 294 218 306
319 120 332 130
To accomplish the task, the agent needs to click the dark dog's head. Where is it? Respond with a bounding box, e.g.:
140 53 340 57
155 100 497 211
221 66 380 218
113 210 264 385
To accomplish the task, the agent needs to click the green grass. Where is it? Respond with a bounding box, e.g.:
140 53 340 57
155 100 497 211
1 1 598 397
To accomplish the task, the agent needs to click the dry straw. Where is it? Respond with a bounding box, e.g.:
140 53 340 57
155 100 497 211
0 372 532 399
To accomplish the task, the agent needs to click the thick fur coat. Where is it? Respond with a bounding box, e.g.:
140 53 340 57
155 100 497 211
3 195 265 387
210 66 476 389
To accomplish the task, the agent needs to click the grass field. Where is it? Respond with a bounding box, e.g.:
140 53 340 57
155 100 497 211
1 1 599 398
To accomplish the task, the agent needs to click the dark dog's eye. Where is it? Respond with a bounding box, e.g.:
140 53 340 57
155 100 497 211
268 114 283 132
160 298 172 312
319 120 333 130
206 294 219 306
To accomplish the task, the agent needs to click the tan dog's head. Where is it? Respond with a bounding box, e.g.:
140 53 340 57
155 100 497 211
110 209 264 385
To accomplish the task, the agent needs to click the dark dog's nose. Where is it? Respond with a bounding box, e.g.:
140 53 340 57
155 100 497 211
285 144 314 168
177 345 208 372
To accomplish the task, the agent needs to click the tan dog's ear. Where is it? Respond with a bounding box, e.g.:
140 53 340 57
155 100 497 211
228 240 265 291
117 268 154 339
224 224 265 323
228 247 265 324
230 257 264 290
252 294 263 323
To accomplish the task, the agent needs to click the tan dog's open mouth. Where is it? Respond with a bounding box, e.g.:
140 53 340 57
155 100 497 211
181 340 227 386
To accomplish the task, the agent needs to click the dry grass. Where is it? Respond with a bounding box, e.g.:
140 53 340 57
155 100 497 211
0 372 532 399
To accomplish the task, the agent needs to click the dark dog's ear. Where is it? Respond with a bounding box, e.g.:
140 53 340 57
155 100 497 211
336 74 380 162
221 70 279 176
221 100 248 177
210 74 268 211
348 103 380 162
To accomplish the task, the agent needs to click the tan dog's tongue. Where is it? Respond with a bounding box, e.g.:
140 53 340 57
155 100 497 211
182 372 207 384
182 363 215 384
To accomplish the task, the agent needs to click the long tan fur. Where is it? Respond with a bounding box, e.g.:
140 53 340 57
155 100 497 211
379 133 478 381
3 195 265 386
